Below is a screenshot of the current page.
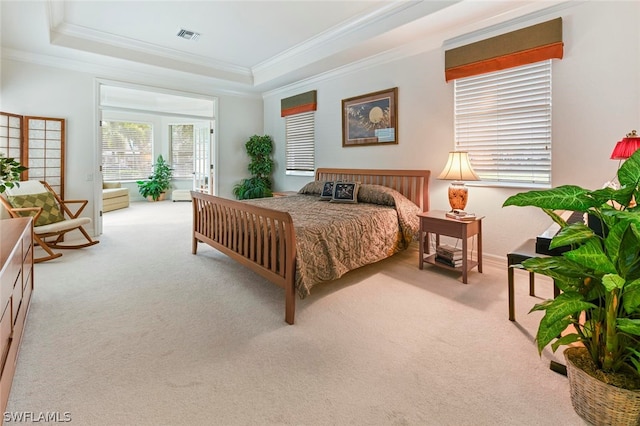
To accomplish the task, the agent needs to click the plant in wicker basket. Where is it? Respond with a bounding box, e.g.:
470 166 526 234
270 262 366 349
503 147 640 425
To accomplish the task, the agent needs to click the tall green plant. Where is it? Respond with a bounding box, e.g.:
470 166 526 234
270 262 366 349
503 148 640 383
137 155 173 201
233 134 274 200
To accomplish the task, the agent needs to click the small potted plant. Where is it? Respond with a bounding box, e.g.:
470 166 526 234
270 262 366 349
0 153 27 193
137 155 173 201
503 147 640 425
233 134 274 200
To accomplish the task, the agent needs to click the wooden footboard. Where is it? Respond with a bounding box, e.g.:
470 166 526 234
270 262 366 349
191 192 297 324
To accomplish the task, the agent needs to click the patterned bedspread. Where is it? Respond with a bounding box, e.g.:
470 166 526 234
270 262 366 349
246 184 421 298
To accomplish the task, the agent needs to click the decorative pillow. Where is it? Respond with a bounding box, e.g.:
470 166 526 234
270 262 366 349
7 192 65 227
330 182 360 203
298 180 324 195
319 181 335 200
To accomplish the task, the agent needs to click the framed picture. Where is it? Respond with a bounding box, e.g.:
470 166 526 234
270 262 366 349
342 87 398 147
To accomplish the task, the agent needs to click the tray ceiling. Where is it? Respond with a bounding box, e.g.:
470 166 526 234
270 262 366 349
0 1 570 93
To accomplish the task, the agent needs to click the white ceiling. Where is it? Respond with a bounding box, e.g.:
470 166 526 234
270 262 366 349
1 0 571 94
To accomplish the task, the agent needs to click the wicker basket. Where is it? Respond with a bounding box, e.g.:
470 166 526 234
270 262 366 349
564 347 640 425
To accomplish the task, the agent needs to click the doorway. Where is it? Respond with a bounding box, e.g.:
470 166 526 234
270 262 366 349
96 81 217 235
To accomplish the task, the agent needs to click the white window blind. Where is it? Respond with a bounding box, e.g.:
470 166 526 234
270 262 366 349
285 111 315 173
454 60 552 186
170 124 194 179
102 121 153 181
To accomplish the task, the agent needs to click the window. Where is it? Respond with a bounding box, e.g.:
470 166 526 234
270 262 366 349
454 60 552 187
170 124 194 179
285 111 315 175
101 121 153 181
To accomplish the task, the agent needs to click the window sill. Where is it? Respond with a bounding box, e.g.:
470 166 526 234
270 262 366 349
286 170 314 177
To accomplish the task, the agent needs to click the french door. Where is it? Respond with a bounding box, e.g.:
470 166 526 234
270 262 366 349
193 121 214 194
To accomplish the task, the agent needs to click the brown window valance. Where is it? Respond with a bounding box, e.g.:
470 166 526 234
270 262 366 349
281 90 317 117
445 17 563 82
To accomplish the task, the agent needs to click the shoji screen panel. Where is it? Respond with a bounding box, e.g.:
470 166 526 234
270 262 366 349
23 116 65 198
0 112 25 175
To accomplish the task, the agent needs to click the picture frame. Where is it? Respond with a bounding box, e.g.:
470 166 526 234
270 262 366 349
342 87 398 147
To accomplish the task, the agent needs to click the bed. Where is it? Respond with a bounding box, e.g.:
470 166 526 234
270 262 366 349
191 168 430 324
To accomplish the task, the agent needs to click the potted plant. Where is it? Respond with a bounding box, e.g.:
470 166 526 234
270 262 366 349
137 155 173 201
503 148 640 425
0 153 27 193
233 134 274 200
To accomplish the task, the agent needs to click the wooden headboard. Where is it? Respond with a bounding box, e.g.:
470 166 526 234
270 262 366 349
315 168 430 211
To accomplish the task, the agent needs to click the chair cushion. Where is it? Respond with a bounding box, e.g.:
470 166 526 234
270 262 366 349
5 180 48 196
35 217 90 234
102 187 129 200
103 182 122 190
7 192 65 226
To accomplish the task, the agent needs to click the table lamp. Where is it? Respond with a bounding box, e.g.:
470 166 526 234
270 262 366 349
438 151 479 211
610 130 640 160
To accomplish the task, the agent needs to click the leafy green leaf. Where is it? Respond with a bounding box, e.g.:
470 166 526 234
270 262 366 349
536 316 573 354
502 185 599 211
602 273 625 292
617 318 640 337
535 292 596 325
618 148 640 188
550 223 594 249
551 333 581 352
623 279 640 314
565 238 616 275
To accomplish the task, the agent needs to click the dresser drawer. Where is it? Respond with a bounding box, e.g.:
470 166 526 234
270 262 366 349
0 302 12 377
22 231 31 260
23 245 33 294
0 253 20 317
11 273 22 326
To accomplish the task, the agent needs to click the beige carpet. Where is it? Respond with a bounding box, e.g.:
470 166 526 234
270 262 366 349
6 201 584 425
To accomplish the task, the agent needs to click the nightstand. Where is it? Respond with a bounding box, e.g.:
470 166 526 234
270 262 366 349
418 210 483 284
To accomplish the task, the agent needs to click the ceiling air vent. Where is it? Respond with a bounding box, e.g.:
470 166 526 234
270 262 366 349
176 29 200 41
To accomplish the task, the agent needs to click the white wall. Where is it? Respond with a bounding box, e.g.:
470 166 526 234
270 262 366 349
264 1 640 259
0 59 264 233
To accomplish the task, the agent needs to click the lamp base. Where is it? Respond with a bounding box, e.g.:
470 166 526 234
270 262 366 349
448 183 468 211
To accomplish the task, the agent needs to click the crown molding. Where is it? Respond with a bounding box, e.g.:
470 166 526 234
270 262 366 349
252 1 420 74
50 21 252 77
252 0 460 87
261 0 577 98
1 48 261 99
47 0 253 85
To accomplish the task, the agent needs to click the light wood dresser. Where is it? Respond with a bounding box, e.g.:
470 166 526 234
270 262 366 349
0 217 34 414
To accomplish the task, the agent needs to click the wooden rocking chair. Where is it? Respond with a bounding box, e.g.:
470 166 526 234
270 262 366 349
0 180 99 263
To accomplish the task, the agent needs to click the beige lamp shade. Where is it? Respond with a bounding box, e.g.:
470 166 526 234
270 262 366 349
438 151 479 211
438 151 480 181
